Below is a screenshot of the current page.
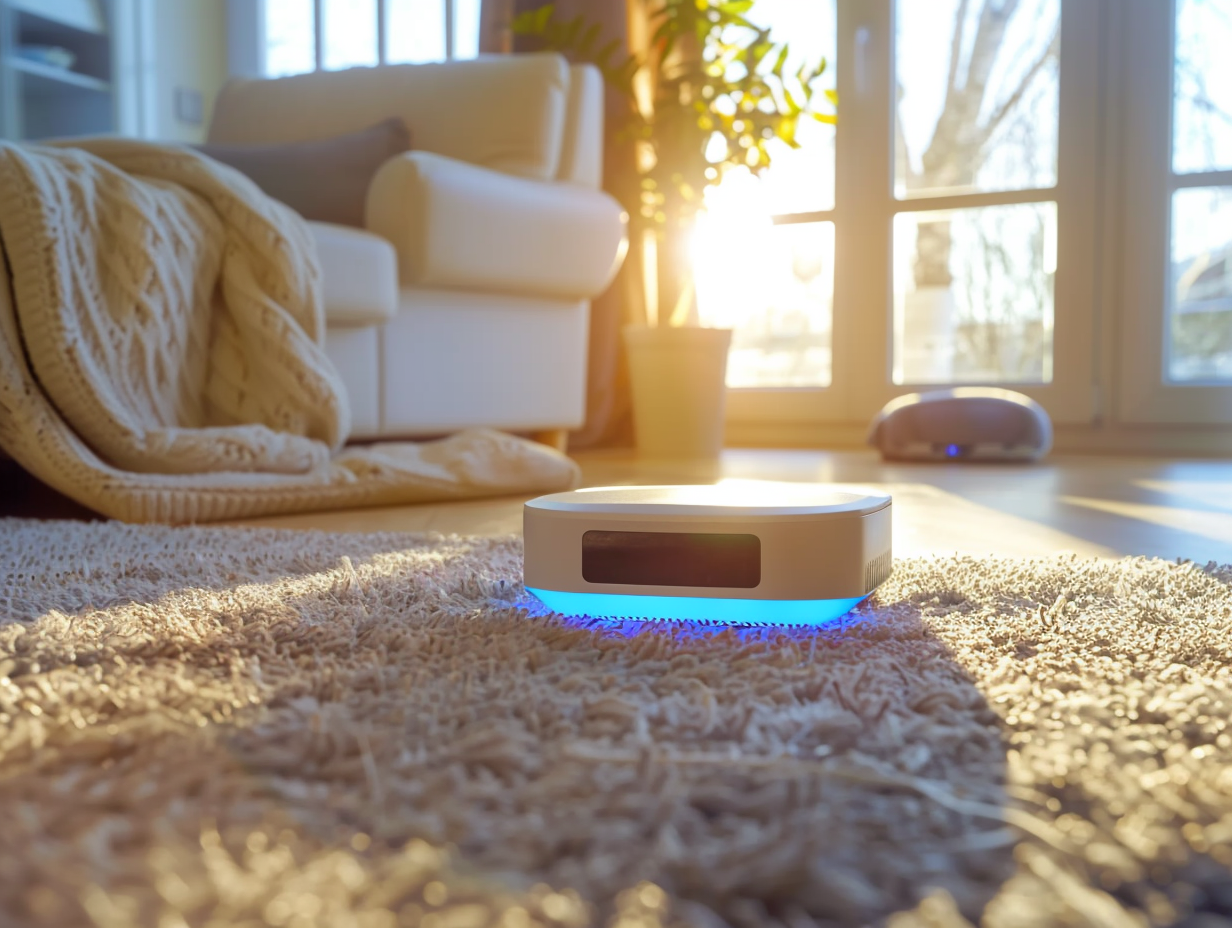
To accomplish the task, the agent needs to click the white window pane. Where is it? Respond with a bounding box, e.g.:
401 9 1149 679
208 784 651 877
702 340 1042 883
1173 0 1232 174
724 222 833 388
388 0 446 64
747 0 837 215
322 0 378 70
696 176 833 388
896 0 1059 199
893 202 1056 385
453 0 481 60
265 0 315 77
1170 186 1232 382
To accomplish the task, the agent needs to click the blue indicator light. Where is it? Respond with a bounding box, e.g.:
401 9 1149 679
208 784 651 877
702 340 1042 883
945 444 961 458
526 588 868 628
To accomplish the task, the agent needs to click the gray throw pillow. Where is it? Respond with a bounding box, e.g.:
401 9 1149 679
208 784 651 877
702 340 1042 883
196 118 411 228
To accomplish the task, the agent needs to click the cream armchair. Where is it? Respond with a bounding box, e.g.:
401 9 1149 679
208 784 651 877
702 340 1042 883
207 54 627 446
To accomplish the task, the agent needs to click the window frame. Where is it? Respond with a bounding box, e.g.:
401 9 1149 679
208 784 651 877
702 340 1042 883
1117 0 1232 425
239 0 470 77
728 0 1104 433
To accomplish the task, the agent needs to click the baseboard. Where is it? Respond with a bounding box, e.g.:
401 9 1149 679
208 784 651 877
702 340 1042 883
725 419 1232 456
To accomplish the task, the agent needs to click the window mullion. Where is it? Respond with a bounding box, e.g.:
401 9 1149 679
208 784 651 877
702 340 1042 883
444 0 454 61
1037 0 1101 423
892 187 1060 214
771 211 836 226
833 0 894 422
312 0 323 71
1115 0 1210 421
377 0 387 65
1172 169 1232 189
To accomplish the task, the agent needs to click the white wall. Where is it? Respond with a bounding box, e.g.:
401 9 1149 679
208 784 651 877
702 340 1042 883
132 0 229 142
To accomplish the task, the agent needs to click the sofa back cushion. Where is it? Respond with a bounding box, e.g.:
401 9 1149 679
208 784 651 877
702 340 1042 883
207 54 569 182
197 118 410 227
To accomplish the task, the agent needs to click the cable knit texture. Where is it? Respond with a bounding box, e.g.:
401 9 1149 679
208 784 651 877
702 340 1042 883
0 139 578 522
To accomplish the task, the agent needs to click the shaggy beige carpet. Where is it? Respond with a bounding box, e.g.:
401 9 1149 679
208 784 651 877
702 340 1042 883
0 518 1229 928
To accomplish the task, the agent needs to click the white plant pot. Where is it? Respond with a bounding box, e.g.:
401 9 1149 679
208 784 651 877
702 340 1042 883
623 325 732 460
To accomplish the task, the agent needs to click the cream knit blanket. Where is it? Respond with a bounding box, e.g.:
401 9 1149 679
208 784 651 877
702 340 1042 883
0 139 577 523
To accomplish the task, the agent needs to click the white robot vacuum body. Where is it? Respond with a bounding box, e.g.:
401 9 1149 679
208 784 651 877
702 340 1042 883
523 484 892 627
867 387 1053 462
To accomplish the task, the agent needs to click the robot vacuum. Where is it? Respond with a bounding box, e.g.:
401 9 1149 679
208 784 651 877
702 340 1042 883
523 483 892 627
867 387 1053 462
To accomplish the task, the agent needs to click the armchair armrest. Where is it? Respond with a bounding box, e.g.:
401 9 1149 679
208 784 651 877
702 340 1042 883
365 151 627 301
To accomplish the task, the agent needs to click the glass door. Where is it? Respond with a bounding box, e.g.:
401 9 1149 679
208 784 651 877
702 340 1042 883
1120 0 1232 424
720 0 1101 438
690 0 844 431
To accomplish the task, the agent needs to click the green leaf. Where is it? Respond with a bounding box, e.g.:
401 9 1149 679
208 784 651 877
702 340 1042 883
772 43 789 75
724 13 757 30
577 22 601 57
695 15 711 44
615 54 641 86
560 13 582 46
594 37 621 69
651 14 676 45
511 3 554 35
717 0 755 13
748 39 773 69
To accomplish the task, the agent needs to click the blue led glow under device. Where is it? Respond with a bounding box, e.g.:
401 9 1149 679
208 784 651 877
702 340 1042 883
523 483 892 627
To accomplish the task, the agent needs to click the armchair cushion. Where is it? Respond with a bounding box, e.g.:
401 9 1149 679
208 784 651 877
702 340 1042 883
208 55 569 182
366 151 627 302
308 222 398 327
197 118 410 227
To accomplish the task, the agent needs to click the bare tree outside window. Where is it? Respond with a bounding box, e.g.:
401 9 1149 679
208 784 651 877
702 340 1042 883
894 0 1059 384
265 0 316 77
1173 0 1232 175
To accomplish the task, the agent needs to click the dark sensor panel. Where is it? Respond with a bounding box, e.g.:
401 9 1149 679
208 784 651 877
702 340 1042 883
582 531 761 588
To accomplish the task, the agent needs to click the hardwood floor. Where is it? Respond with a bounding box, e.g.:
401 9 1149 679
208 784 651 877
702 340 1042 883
3 448 1230 562
229 449 1232 564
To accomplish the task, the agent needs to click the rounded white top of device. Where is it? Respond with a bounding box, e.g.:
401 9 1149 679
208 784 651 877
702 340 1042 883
526 483 891 519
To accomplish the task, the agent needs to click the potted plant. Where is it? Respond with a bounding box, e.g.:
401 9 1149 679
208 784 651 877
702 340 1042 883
515 0 834 458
